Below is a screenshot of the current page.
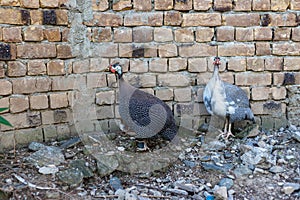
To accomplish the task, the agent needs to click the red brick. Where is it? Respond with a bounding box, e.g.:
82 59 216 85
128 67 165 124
235 28 254 41
124 13 163 26
0 8 23 25
274 28 291 41
223 13 260 26
28 60 47 75
219 43 255 56
114 28 132 43
216 27 234 41
174 0 192 11
164 11 182 26
17 44 56 58
252 0 270 10
3 27 22 42
182 13 221 26
0 80 12 95
24 26 44 41
194 0 212 10
254 27 272 41
195 28 214 42
265 57 283 71
155 0 173 10
44 28 61 42
246 57 265 71
47 60 65 75
86 13 122 27
284 57 300 70
235 72 272 86
214 0 232 11
188 58 207 72
92 0 109 11
292 27 300 41
273 42 300 56
234 0 251 11
227 57 246 72
269 13 297 26
255 42 271 56
7 61 26 77
179 44 217 57
134 0 152 11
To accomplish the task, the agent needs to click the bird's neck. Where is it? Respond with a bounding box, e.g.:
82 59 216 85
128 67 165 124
213 65 220 80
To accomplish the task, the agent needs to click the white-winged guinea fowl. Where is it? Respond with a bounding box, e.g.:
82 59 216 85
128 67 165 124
203 57 255 139
108 63 177 151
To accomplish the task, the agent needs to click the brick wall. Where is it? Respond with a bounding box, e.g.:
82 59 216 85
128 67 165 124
0 0 300 150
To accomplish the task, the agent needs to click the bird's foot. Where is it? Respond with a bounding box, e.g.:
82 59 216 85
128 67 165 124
225 131 235 139
217 130 235 140
136 140 150 152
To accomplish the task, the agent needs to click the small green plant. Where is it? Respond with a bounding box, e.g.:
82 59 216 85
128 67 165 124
0 107 12 127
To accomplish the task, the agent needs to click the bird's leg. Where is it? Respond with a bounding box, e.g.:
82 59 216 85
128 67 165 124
217 117 228 138
136 140 150 152
225 123 235 139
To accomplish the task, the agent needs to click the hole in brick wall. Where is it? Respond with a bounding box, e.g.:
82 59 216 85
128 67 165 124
261 14 271 26
132 46 144 58
263 101 281 111
283 73 295 85
43 10 57 25
0 44 11 60
21 10 30 25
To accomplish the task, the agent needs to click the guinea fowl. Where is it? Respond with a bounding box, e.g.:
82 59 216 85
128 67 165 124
203 57 255 139
108 63 177 151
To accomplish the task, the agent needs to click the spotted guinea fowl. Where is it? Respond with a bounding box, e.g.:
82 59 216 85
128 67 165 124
203 57 255 139
108 63 177 150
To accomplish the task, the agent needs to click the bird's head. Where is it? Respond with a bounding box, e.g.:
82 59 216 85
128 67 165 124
108 62 123 79
213 57 221 66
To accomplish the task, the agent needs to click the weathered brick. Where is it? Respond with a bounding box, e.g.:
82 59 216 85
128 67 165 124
235 72 272 86
219 43 255 56
114 28 132 43
36 77 51 92
57 44 73 59
52 75 86 91
291 0 300 10
254 27 272 41
149 58 167 72
292 27 300 41
126 74 156 87
112 0 132 11
155 87 173 100
174 87 191 102
86 13 122 26
17 44 56 58
7 61 26 77
90 58 109 72
223 13 260 26
234 0 251 11
3 27 22 42
87 73 107 88
174 28 194 43
133 27 153 43
220 72 234 84
247 57 265 71
235 28 253 41
284 57 300 70
44 28 61 42
158 44 177 58
0 8 23 25
40 0 59 7
30 10 43 25
28 60 46 75
188 58 207 72
0 80 12 95
92 43 118 58
164 11 182 26
154 27 173 42
179 44 217 57
228 57 246 72
73 59 89 74
273 43 300 56
0 97 9 112
20 0 39 8
56 10 68 26
124 13 163 26
269 13 297 26
194 0 212 10
155 0 173 10
130 59 148 73
47 60 65 75
41 111 54 125
195 27 214 42
182 13 221 27
50 93 68 109
253 0 270 10
96 105 114 120
1 113 28 131
271 87 286 100
1 0 20 6
214 0 232 11
134 0 151 11
265 57 283 71
24 26 44 41
271 0 289 11
274 28 291 41
158 74 190 87
252 87 270 100
169 58 187 72
10 96 29 113
256 42 271 56
197 72 212 85
0 62 4 78
216 26 234 41
92 0 109 11
92 27 112 42
30 94 48 110
12 77 50 94
174 0 192 10
96 90 115 105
